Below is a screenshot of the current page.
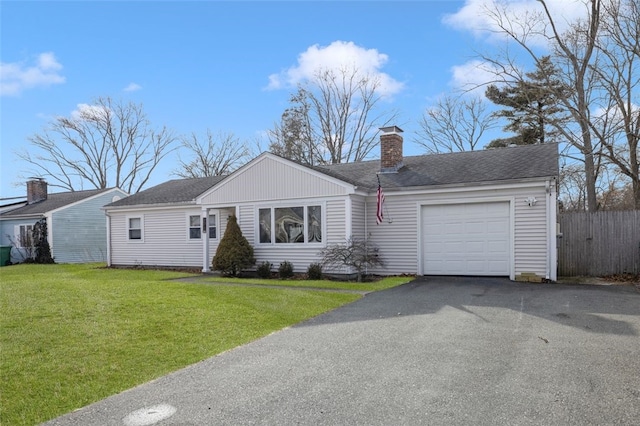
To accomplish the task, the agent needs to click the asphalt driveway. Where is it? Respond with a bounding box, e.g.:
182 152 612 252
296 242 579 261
44 277 640 426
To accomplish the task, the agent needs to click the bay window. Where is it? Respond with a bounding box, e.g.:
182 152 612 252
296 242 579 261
259 205 322 244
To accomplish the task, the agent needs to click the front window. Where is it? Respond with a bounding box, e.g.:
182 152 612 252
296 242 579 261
259 205 322 244
189 214 217 240
16 224 34 248
307 205 322 243
275 207 304 243
128 217 142 240
259 209 271 243
189 215 201 239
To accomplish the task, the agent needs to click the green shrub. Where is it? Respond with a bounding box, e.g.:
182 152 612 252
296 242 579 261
212 215 255 276
278 261 294 279
257 261 273 279
33 218 55 264
307 263 323 280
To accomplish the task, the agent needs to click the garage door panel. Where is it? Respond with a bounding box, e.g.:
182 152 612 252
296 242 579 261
466 241 485 253
465 221 486 233
422 202 510 276
445 223 465 234
487 241 509 254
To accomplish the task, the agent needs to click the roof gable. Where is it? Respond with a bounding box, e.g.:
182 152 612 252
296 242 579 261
198 153 356 204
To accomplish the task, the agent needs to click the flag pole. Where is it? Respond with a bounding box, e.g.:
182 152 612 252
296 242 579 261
376 174 392 224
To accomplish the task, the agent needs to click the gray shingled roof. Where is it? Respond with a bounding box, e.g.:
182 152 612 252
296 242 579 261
104 144 558 208
314 143 559 191
106 175 227 207
0 188 114 217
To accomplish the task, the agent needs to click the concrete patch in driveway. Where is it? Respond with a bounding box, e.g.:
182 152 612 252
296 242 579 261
43 276 640 426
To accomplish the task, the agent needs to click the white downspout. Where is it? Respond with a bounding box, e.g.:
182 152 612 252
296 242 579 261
202 208 210 273
105 212 112 266
345 196 353 239
545 180 558 281
45 213 53 260
549 179 558 281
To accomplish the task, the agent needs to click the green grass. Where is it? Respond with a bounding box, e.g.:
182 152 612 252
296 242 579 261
0 264 412 425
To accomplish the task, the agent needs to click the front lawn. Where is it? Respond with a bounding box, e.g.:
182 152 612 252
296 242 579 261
0 264 411 425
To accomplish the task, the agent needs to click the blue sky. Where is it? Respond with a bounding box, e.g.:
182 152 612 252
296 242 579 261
0 0 578 199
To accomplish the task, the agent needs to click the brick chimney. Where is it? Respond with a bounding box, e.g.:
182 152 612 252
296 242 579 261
27 178 48 204
379 125 404 173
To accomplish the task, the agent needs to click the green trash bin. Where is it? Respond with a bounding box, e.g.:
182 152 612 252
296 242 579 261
0 246 12 267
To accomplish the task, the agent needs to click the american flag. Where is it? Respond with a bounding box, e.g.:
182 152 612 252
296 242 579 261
376 182 385 225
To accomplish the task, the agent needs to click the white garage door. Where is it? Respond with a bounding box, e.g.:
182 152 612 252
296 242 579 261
421 202 510 276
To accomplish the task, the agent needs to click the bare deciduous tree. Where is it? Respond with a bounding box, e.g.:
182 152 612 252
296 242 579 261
319 236 384 282
18 96 177 193
174 130 250 178
590 0 640 208
415 95 498 153
481 0 639 210
271 66 400 165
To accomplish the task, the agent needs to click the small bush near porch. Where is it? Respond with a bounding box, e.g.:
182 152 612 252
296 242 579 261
0 264 411 425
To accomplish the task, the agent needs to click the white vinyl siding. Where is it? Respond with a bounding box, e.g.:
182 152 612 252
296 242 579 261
109 207 228 267
513 191 549 277
366 183 550 277
199 155 353 205
350 195 366 240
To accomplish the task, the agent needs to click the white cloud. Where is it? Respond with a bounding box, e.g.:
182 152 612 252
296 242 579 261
71 103 110 122
123 82 142 92
443 0 589 46
0 52 65 96
449 60 504 95
267 40 404 98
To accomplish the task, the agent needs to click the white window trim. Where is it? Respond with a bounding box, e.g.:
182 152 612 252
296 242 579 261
207 213 218 240
256 202 325 247
126 215 144 242
187 212 218 242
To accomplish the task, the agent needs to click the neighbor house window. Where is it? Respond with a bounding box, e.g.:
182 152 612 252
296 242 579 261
259 205 322 244
188 214 217 240
128 217 142 240
14 224 34 248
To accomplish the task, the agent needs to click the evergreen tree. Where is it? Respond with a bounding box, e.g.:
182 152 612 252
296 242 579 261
32 218 55 264
485 56 570 148
212 215 255 276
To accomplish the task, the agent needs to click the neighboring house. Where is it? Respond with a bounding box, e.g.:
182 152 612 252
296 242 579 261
105 127 560 281
0 198 27 215
0 179 128 264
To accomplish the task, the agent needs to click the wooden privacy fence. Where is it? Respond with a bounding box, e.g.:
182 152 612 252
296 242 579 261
558 210 640 276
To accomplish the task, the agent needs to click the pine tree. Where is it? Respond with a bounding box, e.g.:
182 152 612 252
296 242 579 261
212 215 255 276
485 56 570 148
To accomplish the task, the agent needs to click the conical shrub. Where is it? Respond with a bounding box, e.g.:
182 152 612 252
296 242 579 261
212 215 255 276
